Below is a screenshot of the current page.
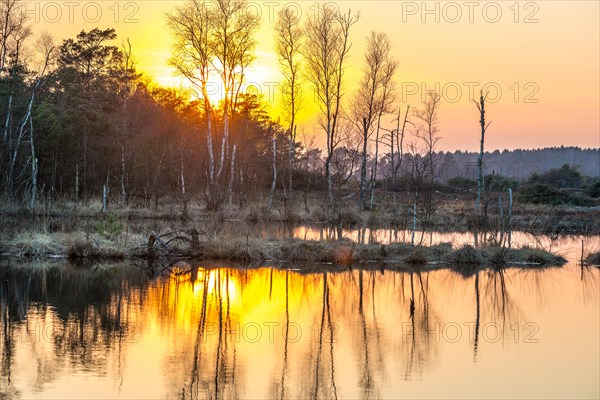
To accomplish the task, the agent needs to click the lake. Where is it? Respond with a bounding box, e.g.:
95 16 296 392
1 231 598 399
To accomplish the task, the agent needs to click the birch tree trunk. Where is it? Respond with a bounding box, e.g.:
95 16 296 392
206 110 214 182
369 113 383 209
228 143 236 205
29 117 37 209
83 123 88 202
120 142 126 205
411 200 417 247
75 164 79 202
102 173 110 212
180 141 187 219
218 110 228 178
359 118 368 209
395 106 409 180
268 134 277 210
7 90 36 196
289 125 295 194
3 94 12 144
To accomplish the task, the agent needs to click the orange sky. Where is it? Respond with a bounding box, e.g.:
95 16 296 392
28 0 599 151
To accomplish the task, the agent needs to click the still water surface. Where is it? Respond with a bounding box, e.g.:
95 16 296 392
1 233 598 399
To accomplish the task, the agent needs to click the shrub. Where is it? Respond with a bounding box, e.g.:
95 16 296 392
366 211 382 228
484 174 518 191
96 213 123 240
333 208 362 228
529 164 585 189
448 176 476 190
244 206 263 224
405 248 427 265
517 164 597 206
584 179 600 198
333 245 356 265
517 182 562 204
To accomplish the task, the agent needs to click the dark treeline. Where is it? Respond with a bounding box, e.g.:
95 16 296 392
0 22 286 210
336 146 600 186
437 147 599 181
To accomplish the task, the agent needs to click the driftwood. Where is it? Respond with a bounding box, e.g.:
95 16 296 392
144 229 202 260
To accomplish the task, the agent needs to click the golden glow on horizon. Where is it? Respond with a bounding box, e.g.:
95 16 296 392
28 1 599 150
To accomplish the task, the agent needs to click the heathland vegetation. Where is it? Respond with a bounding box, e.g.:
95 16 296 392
0 0 597 267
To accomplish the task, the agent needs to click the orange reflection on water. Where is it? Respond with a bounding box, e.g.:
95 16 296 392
1 261 598 399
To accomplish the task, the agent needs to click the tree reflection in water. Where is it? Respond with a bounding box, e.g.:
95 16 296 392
0 259 597 399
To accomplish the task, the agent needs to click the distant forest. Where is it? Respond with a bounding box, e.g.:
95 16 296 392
432 147 599 182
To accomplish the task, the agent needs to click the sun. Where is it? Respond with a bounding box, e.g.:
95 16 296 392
154 60 283 114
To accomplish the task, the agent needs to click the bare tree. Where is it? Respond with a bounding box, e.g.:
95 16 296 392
116 38 138 206
299 128 320 213
406 140 430 245
275 7 303 194
380 105 412 186
350 31 397 209
414 91 441 226
304 4 358 216
351 32 386 209
370 55 398 209
168 0 217 210
27 33 57 208
1 0 31 196
395 106 411 181
331 117 361 190
4 34 30 192
211 0 260 181
167 0 260 210
0 0 27 73
474 90 491 214
268 127 277 209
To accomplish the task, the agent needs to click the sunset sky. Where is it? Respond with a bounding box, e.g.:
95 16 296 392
29 0 599 152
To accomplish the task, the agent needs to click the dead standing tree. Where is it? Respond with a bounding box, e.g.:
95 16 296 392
304 5 358 217
473 90 491 246
474 90 491 215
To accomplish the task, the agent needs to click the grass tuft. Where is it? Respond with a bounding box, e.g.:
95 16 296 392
445 245 486 265
405 248 427 265
501 246 567 265
584 252 600 266
67 241 125 260
333 244 356 265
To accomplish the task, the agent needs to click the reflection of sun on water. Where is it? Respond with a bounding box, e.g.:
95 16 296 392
6 262 599 399
202 269 238 303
